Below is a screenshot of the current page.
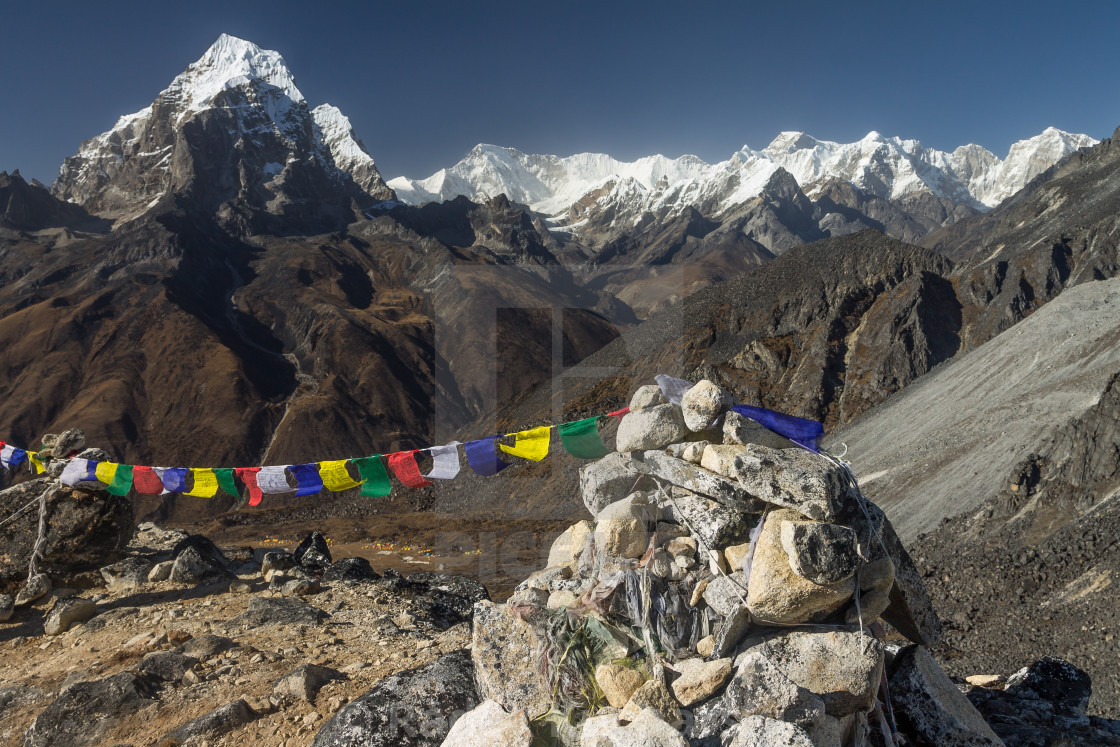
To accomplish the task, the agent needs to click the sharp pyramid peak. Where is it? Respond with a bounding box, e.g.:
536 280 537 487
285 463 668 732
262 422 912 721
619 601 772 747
166 33 305 109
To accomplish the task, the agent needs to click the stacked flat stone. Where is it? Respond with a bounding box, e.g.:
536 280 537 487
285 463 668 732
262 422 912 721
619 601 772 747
465 380 1002 747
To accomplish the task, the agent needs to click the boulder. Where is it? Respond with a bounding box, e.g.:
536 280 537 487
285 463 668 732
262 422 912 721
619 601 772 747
547 520 594 569
681 380 734 432
169 534 229 571
169 546 220 584
590 707 688 747
1004 656 1092 715
99 557 152 589
579 453 643 516
635 451 766 512
701 573 748 617
22 672 156 747
439 699 531 747
670 657 733 706
282 577 322 596
0 593 12 622
147 560 174 582
470 601 550 718
858 556 895 592
295 531 333 569
323 556 380 582
723 411 796 450
579 711 623 747
779 520 860 585
657 487 756 550
630 384 666 410
727 715 815 747
593 494 659 560
619 679 682 728
595 663 646 709
159 698 257 745
43 597 97 635
666 441 708 464
312 649 478 747
731 445 849 522
15 573 51 606
406 573 491 626
273 664 344 702
746 510 854 624
865 504 943 646
0 479 132 584
722 542 752 573
711 605 751 659
51 428 86 457
137 651 198 683
179 634 235 659
261 550 296 580
889 645 1003 746
742 629 884 717
128 522 189 553
615 404 688 452
234 596 327 627
723 649 825 725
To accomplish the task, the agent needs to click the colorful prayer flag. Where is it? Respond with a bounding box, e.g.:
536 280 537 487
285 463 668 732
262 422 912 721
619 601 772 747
423 443 461 480
161 467 188 493
185 468 219 498
500 426 551 461
464 437 509 476
387 451 433 489
352 456 391 497
60 458 91 486
319 460 361 491
132 466 166 495
258 466 294 495
96 463 133 496
235 467 263 506
214 468 240 498
8 448 27 470
28 452 45 475
289 464 324 496
731 405 824 452
0 443 12 470
558 417 610 459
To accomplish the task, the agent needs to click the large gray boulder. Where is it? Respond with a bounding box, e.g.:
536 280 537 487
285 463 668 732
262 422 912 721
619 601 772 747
274 664 344 702
864 503 943 646
615 404 688 452
22 672 156 747
0 479 132 584
681 379 735 432
634 451 766 512
159 699 257 745
233 596 327 627
731 445 849 522
312 650 478 747
657 486 757 550
439 699 532 747
779 520 860 585
579 453 642 516
470 601 550 718
593 494 659 559
584 707 688 746
889 646 1003 746
723 411 797 450
43 597 97 635
738 629 884 717
727 715 815 747
724 648 826 726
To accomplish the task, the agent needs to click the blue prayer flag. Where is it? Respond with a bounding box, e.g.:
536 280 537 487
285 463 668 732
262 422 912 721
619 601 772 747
289 464 324 497
731 405 824 452
464 437 510 477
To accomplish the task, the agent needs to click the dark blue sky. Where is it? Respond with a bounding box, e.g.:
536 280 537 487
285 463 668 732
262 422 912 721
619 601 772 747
3 0 1118 185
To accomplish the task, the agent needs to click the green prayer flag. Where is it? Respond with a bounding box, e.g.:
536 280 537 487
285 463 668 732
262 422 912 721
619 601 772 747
558 417 609 459
105 464 134 496
214 468 240 498
352 456 392 497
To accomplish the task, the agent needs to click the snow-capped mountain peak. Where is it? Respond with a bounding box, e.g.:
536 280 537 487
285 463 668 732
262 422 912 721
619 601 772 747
164 34 304 113
312 104 393 200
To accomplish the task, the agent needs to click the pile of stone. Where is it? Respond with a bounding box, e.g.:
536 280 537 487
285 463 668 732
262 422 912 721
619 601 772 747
458 380 1001 746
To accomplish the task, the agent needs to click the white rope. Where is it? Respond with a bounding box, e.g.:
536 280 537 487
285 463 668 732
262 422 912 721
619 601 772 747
0 496 41 531
27 484 59 580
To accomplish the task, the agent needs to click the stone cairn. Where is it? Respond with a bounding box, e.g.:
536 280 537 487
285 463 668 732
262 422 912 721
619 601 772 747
462 380 1004 746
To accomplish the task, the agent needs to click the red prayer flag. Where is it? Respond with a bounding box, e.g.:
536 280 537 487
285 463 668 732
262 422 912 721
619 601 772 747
386 450 434 489
132 466 165 495
606 407 630 420
235 467 263 506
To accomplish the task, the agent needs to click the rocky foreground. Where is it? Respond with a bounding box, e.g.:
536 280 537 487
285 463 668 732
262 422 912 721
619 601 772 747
2 387 1120 746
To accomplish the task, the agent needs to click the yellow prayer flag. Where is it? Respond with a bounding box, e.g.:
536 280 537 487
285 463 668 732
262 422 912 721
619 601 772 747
499 426 552 462
95 461 119 485
185 468 219 498
320 460 360 491
28 452 45 475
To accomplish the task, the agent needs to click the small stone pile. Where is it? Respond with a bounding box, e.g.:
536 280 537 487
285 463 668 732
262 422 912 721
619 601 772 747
460 380 1000 746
